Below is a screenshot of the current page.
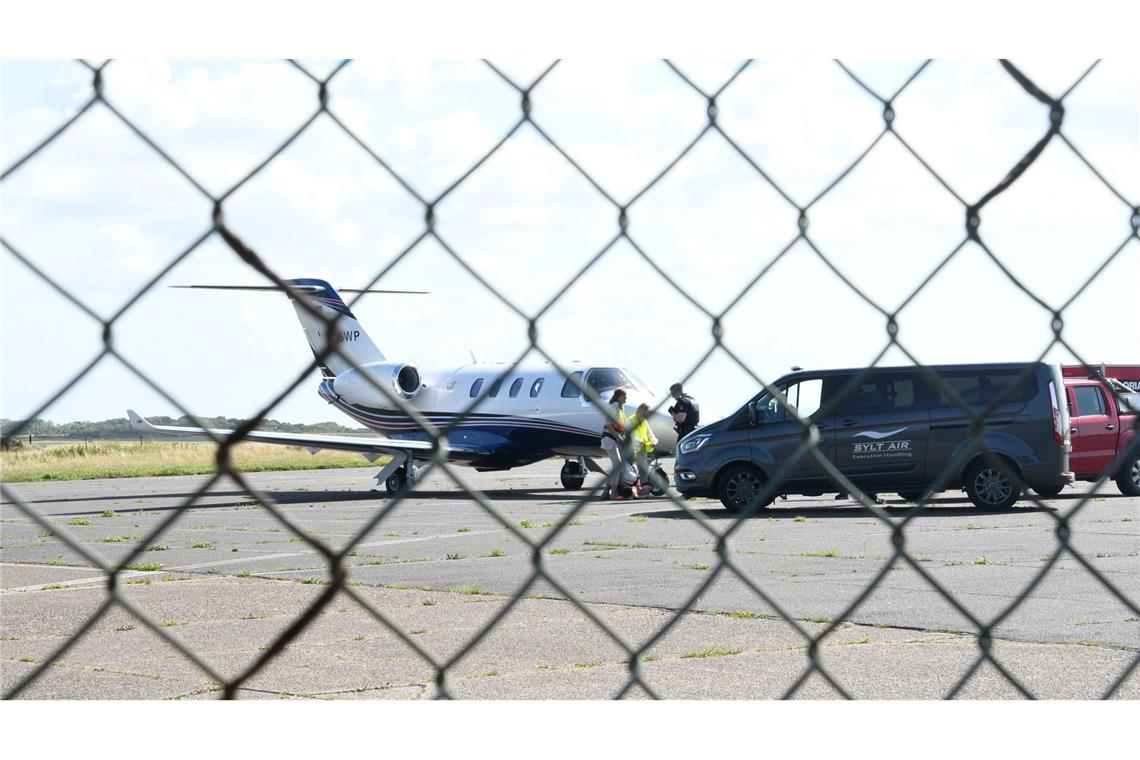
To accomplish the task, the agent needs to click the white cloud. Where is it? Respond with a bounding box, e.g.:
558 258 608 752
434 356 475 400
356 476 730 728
2 59 1136 426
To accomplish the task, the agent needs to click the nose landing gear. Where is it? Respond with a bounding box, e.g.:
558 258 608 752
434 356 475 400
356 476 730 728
560 458 587 490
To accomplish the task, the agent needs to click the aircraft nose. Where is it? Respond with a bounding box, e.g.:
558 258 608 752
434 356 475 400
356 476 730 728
650 412 677 454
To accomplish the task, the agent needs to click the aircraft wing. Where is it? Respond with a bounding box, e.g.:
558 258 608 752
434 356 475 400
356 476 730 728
126 410 489 461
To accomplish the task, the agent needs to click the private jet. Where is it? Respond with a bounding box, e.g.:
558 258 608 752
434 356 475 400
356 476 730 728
128 278 677 495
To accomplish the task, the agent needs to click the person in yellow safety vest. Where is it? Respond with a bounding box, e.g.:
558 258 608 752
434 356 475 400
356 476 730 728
630 403 658 492
600 388 630 499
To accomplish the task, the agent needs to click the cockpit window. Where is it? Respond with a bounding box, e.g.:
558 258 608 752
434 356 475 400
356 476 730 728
585 367 633 397
469 378 484 398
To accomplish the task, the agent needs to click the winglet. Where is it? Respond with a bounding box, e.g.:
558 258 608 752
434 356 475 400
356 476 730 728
127 409 158 434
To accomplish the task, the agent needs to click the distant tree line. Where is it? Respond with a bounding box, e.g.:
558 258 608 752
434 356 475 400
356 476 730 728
1 416 369 443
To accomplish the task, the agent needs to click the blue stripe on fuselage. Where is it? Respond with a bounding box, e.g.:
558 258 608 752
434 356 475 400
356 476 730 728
317 380 600 467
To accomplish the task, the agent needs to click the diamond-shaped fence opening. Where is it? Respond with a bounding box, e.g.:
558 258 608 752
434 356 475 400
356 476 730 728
2 59 1138 700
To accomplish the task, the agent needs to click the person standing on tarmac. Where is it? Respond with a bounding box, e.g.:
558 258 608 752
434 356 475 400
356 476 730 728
600 388 630 499
668 383 700 442
630 403 659 491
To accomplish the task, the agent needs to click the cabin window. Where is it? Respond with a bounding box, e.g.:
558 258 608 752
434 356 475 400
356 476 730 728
469 378 484 398
509 378 524 398
530 378 545 398
489 377 504 398
561 371 583 398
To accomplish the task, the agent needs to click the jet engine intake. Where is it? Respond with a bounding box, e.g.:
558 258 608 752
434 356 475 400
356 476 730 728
332 362 422 407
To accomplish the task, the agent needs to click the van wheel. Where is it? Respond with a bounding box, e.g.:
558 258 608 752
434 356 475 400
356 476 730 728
718 464 772 513
1116 452 1140 497
965 460 1020 510
1032 484 1065 498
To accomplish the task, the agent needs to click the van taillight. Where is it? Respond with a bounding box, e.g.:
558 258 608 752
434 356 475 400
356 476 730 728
1049 381 1063 444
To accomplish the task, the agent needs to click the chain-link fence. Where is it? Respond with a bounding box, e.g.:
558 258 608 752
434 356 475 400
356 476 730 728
2 59 1138 699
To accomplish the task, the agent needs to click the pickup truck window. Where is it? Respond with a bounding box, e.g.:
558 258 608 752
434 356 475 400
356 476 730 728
1073 385 1106 416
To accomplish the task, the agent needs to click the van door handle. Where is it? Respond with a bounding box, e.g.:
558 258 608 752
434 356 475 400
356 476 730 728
1105 424 1115 431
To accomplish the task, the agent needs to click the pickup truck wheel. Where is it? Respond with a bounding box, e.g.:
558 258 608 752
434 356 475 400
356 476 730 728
1116 453 1140 497
718 464 772 513
1032 484 1065 498
965 460 1020 510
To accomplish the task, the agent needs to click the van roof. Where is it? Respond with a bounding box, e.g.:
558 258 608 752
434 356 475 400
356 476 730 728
779 362 1046 381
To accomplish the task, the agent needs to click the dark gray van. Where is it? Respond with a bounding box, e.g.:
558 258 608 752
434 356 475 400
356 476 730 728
674 363 1072 511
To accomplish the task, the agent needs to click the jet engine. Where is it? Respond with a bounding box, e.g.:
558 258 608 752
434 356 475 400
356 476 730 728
331 361 422 407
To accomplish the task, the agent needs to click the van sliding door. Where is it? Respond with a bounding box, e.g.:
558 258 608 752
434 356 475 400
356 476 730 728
831 372 931 488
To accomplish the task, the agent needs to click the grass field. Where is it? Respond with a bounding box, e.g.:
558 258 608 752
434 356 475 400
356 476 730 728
0 441 383 482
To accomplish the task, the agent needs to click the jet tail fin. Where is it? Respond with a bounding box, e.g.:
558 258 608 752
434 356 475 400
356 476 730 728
171 278 427 377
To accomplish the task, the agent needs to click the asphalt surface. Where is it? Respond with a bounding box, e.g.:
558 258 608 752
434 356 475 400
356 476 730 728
2 460 1138 699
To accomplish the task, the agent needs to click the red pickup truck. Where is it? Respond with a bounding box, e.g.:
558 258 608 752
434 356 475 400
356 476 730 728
1053 375 1140 496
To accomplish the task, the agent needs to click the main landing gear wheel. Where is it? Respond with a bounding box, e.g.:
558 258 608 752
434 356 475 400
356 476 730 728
385 467 407 496
560 459 586 490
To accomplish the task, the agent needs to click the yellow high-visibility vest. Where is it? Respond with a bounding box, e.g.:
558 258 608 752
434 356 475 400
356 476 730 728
632 416 655 453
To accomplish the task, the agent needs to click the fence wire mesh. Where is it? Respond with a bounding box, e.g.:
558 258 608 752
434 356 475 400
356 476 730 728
2 58 1138 699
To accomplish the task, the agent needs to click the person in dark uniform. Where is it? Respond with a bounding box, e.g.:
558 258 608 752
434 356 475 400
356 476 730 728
668 383 700 441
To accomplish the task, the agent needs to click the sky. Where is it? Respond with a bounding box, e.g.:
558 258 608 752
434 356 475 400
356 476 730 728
2 58 1138 427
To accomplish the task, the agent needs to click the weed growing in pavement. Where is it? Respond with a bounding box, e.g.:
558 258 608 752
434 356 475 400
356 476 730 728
47 556 65 566
808 616 831 624
422 599 436 606
457 587 489 595
481 549 506 558
574 662 603 669
446 553 465 560
41 584 70 590
793 516 807 523
690 563 710 570
67 518 90 526
114 624 135 632
517 520 535 529
628 516 648 523
125 577 151 585
549 547 570 555
972 557 988 565
191 541 215 550
681 646 742 659
800 550 839 558
126 562 162 571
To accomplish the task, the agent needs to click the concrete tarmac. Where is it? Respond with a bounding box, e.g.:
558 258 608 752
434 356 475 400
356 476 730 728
2 461 1137 699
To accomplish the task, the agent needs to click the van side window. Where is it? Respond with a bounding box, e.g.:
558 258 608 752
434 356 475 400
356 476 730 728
509 378 524 398
469 378 484 398
1072 385 1106 416
561 372 583 398
839 374 918 415
932 369 1036 408
758 378 824 422
530 378 545 397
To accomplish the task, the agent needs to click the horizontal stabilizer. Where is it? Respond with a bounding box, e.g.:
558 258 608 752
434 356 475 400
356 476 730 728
170 285 429 294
